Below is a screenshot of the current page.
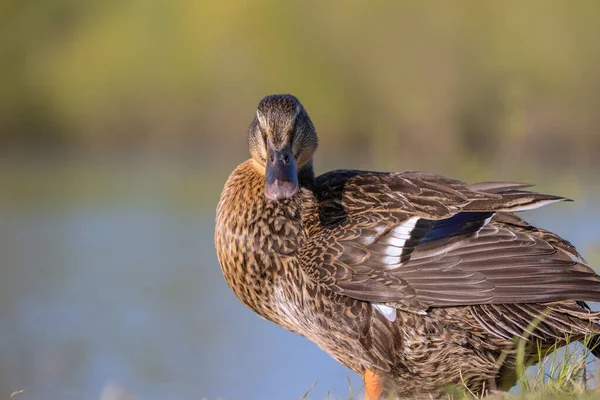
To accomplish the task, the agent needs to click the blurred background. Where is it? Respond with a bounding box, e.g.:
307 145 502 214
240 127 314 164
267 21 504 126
1 1 599 399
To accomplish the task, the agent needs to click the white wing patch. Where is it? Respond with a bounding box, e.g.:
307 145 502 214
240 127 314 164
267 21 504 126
379 216 419 267
386 216 419 249
478 214 494 235
372 302 397 322
389 216 419 243
482 215 494 226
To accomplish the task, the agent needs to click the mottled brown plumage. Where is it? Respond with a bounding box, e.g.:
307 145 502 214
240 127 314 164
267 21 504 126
215 94 600 399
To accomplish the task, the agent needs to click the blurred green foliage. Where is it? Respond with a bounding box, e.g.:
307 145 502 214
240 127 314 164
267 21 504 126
1 0 599 181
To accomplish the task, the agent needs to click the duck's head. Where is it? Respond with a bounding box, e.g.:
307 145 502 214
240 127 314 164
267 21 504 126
248 94 318 201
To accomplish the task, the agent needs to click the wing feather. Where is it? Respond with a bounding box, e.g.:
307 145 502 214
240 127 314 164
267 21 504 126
304 170 600 317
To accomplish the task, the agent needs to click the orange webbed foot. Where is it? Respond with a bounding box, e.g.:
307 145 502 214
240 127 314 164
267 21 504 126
364 369 384 400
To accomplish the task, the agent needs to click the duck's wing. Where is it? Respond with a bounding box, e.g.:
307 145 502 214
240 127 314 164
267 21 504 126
303 170 600 314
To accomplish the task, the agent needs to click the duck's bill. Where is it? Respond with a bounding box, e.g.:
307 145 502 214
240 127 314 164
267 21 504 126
265 148 299 201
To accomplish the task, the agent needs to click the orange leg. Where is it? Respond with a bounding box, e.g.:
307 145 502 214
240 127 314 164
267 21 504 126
364 369 384 400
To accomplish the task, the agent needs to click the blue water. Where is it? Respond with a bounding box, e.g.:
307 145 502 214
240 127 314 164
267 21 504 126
0 200 598 400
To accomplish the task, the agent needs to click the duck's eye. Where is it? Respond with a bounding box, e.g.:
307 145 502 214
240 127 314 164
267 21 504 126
269 154 275 163
282 153 289 164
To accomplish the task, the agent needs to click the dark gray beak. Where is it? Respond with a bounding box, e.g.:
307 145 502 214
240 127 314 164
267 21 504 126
265 147 299 201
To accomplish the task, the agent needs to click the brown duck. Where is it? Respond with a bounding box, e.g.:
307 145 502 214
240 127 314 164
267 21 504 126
215 94 600 399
